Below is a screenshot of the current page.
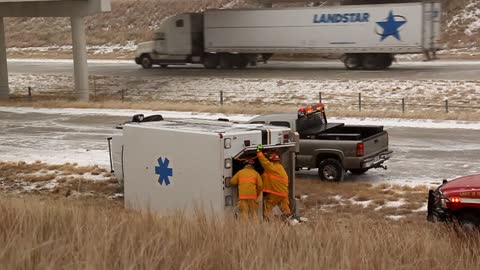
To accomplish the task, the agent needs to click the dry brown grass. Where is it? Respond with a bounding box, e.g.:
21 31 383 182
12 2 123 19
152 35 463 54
295 180 430 220
0 195 479 270
0 161 120 197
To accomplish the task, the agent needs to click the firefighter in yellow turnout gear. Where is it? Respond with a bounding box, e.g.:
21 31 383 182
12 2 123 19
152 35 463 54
230 158 263 220
256 145 292 221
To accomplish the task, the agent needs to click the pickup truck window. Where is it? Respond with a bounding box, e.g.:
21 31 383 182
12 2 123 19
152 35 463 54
270 121 291 128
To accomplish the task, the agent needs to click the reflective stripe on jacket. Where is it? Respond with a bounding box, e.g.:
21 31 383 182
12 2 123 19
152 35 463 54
257 152 289 197
230 165 263 199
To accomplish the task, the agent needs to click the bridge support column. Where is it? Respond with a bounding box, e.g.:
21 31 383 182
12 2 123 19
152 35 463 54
71 16 89 101
0 17 9 100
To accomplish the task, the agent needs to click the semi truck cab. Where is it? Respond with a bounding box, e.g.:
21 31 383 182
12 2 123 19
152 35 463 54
135 13 205 69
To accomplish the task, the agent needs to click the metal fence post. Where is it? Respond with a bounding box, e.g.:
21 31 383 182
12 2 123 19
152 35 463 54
445 99 449 113
93 76 96 98
27 87 32 101
358 93 362 112
319 92 322 103
402 98 405 113
220 90 224 106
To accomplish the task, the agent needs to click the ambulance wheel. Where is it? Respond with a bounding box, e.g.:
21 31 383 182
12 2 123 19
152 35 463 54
219 54 234 69
318 158 345 182
344 54 361 70
140 55 153 69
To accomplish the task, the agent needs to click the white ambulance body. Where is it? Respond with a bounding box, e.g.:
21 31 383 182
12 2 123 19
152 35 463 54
109 116 298 216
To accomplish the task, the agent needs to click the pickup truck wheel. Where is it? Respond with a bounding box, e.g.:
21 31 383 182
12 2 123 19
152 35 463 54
140 55 153 69
349 169 369 175
318 158 345 182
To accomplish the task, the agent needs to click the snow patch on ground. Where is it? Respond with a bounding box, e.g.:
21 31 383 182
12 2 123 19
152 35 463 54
375 199 406 211
7 42 137 55
385 215 405 221
448 0 480 36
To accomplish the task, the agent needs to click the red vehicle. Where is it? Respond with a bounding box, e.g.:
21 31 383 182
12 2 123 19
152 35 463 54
427 174 480 226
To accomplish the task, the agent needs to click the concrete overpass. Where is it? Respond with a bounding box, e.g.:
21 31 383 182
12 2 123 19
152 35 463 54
0 0 111 101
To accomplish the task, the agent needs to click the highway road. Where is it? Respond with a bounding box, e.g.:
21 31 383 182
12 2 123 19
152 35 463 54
7 59 480 81
1 108 479 186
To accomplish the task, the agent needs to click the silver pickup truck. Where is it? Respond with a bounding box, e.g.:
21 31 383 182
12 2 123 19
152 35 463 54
249 104 392 181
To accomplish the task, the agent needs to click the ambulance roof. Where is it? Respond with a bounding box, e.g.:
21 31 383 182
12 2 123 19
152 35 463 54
124 118 290 135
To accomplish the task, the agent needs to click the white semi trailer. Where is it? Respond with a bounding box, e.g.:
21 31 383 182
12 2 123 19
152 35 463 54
135 1 441 70
108 115 298 217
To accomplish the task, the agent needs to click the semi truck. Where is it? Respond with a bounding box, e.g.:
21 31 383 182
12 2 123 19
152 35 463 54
135 1 441 70
108 114 299 217
249 103 392 181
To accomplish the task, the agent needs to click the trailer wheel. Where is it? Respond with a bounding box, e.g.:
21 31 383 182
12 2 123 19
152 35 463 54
203 54 219 69
380 55 393 69
344 54 361 70
349 168 369 175
318 158 345 182
361 54 380 70
140 55 153 69
234 55 249 69
219 54 233 69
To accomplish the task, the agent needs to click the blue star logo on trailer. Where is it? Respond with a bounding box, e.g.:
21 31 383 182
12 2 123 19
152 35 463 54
155 157 173 186
376 11 407 41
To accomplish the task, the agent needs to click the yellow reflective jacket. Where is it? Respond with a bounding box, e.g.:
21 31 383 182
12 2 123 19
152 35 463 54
230 165 263 199
257 152 289 197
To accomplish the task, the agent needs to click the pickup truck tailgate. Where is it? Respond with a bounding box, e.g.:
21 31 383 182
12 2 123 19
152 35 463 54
364 131 389 156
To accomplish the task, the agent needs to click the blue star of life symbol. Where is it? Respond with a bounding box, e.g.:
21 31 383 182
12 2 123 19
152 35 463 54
376 11 407 41
155 157 173 186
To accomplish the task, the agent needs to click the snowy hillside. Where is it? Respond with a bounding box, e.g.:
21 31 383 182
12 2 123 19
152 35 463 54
3 0 480 54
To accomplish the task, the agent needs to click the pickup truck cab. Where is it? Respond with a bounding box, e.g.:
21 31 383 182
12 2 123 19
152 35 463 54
249 104 392 181
427 174 480 227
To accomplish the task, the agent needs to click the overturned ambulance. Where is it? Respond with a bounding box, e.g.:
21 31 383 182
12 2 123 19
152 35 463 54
108 115 298 217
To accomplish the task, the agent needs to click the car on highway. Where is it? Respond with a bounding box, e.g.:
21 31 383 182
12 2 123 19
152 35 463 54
427 174 480 227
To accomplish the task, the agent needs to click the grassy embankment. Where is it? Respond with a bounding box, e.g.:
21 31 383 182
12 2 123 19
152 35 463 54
0 194 479 270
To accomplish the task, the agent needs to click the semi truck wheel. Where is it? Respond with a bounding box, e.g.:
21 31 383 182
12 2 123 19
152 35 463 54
203 54 219 69
318 158 345 182
219 54 234 69
349 168 369 175
380 55 393 69
234 54 249 69
361 54 380 70
140 55 153 69
344 54 361 70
